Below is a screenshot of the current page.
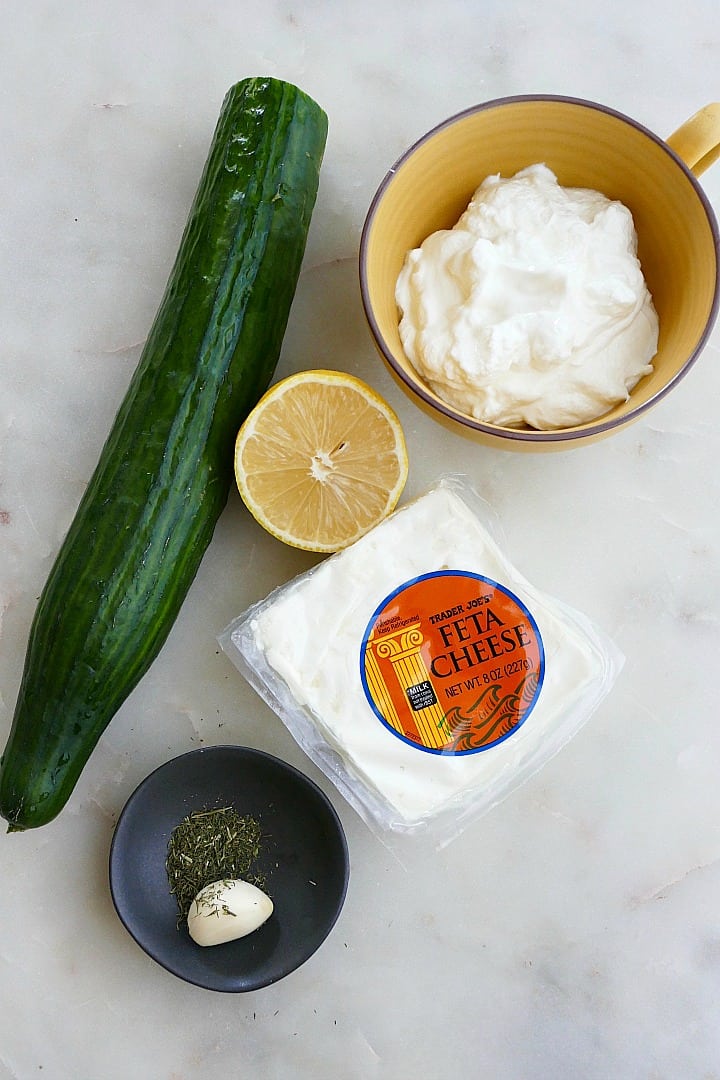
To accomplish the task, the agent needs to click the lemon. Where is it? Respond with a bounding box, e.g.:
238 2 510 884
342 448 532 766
234 369 409 552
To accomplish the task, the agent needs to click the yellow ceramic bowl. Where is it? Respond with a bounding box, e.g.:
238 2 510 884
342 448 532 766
360 95 720 450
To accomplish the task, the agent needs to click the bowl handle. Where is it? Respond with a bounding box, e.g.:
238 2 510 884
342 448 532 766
666 103 720 176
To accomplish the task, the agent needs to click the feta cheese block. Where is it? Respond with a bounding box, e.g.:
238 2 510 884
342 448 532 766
225 480 623 836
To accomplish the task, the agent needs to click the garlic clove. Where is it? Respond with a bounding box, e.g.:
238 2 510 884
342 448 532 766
187 878 273 947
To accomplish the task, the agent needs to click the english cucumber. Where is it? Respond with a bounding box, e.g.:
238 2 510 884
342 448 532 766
0 77 327 829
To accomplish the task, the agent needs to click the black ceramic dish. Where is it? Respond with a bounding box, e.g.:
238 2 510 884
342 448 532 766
109 745 350 992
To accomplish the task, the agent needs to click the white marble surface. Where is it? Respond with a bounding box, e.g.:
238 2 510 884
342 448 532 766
2 2 720 1077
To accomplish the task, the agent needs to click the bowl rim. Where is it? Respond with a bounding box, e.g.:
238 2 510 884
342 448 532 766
359 93 720 443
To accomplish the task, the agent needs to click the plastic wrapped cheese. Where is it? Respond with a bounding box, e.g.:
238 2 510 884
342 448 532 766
220 477 624 845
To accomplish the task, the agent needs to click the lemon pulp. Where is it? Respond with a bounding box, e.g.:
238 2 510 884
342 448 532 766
234 369 409 553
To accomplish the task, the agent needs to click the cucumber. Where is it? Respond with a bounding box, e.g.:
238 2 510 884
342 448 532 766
0 78 327 830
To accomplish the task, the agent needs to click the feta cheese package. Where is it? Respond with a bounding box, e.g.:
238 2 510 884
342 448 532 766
219 477 624 846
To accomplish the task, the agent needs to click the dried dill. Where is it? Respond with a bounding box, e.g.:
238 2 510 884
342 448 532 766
165 806 265 923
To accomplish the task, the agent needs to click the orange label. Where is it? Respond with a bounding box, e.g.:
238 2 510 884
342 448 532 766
360 571 544 755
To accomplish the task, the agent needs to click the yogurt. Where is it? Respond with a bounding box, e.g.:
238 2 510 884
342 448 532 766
231 482 622 832
395 164 659 430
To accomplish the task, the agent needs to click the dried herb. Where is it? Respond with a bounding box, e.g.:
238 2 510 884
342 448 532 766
165 806 265 922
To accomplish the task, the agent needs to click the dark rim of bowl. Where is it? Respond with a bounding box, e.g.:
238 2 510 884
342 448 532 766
358 93 720 443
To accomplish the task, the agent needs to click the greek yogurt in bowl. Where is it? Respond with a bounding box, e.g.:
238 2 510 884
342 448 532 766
396 164 659 430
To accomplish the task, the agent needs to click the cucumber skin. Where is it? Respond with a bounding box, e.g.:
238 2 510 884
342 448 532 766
0 78 328 830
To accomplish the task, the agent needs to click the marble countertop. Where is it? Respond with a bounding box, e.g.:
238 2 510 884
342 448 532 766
2 2 720 1077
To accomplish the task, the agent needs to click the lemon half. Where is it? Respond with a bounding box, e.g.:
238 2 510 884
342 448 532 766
234 369 409 553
